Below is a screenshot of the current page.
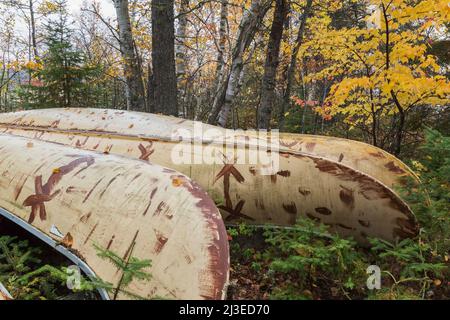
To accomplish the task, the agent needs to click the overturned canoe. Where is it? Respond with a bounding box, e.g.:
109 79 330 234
0 108 419 244
0 133 229 300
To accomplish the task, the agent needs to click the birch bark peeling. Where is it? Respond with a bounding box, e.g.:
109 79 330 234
209 0 272 127
113 0 146 112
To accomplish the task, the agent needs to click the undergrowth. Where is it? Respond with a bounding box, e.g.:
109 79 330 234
228 129 449 300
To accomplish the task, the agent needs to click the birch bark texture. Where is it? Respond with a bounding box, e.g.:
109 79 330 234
208 0 272 127
113 0 146 112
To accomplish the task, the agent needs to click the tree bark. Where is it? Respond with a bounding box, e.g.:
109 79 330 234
213 0 228 92
208 0 271 127
152 0 178 116
113 0 146 111
258 0 288 129
381 2 404 156
29 0 39 60
279 0 313 130
176 0 189 116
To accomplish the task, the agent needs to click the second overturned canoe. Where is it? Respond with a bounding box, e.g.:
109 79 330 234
0 108 419 244
0 133 229 300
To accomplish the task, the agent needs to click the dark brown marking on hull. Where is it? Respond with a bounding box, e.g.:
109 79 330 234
282 202 297 214
14 175 28 201
80 212 92 223
384 161 406 174
99 175 120 199
82 178 104 203
83 222 99 245
336 223 354 230
138 142 155 160
154 231 169 254
277 170 291 177
369 151 386 159
358 220 371 228
106 235 115 250
306 212 321 222
122 230 140 261
339 185 355 210
298 187 311 196
315 207 332 215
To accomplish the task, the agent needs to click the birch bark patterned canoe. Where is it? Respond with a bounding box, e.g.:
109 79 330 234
0 108 419 244
0 133 229 300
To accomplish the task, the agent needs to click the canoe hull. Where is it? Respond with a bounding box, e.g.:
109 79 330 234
0 109 419 244
0 133 229 300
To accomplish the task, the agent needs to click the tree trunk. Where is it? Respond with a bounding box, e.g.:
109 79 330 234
279 0 313 130
147 63 155 113
381 2 404 156
29 0 39 60
213 0 228 92
258 0 288 129
113 0 145 112
208 0 271 127
176 0 189 116
152 0 178 116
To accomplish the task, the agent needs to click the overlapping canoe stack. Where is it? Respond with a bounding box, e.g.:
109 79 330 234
0 108 420 300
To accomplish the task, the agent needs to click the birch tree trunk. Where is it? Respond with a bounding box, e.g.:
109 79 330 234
208 0 271 127
279 0 313 130
152 0 178 116
213 0 228 92
29 0 38 60
258 0 288 129
113 0 145 112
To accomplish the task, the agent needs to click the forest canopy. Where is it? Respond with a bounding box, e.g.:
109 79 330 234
0 0 448 157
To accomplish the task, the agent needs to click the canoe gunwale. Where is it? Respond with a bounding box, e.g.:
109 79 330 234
278 132 421 183
0 206 110 300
